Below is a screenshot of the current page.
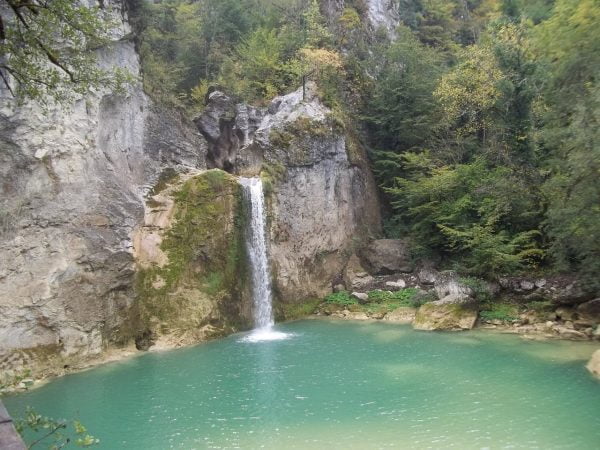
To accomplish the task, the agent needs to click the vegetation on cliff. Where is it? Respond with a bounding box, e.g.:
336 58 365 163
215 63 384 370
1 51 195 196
134 170 249 342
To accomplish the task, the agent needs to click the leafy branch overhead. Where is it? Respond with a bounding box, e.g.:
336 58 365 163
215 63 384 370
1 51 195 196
0 0 133 104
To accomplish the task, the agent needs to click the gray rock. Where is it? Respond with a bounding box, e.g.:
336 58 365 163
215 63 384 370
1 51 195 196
360 239 413 274
577 299 600 323
344 311 370 321
366 0 401 38
554 326 587 340
196 84 381 302
433 271 473 300
383 307 417 323
333 284 346 293
351 292 369 303
417 266 439 285
520 280 535 291
385 280 406 290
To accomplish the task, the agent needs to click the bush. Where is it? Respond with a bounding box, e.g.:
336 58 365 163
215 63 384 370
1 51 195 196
324 291 357 307
479 303 519 322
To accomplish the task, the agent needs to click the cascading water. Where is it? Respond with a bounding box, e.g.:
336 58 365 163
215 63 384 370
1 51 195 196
240 177 290 342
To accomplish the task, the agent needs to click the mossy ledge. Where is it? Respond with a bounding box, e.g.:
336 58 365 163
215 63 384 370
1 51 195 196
132 169 251 348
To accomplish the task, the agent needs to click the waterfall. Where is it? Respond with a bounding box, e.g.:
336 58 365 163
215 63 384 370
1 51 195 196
239 177 291 343
240 177 274 329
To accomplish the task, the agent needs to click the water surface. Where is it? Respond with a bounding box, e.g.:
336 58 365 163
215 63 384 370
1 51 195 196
5 320 600 449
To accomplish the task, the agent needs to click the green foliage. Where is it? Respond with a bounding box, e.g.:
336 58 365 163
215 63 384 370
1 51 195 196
367 288 419 305
0 0 133 104
534 0 600 292
365 26 445 155
460 277 493 302
135 170 248 330
15 407 99 448
479 303 519 322
385 156 544 276
280 298 321 320
324 291 357 307
364 288 429 314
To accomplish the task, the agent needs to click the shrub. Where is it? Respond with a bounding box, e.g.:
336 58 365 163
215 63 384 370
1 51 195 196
479 303 519 322
324 291 357 306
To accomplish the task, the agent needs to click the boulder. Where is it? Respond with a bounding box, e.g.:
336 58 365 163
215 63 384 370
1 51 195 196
385 280 406 290
555 307 577 321
351 292 369 304
413 303 478 331
344 254 374 290
586 349 600 379
383 307 417 323
360 239 413 274
333 284 346 293
577 299 600 324
520 280 535 291
554 326 587 340
433 271 473 301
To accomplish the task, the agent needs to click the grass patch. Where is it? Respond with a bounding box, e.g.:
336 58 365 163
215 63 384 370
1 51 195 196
324 291 357 307
479 303 519 322
280 298 322 320
322 288 431 315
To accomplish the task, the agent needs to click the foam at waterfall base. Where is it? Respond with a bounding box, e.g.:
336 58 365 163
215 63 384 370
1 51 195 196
240 327 294 343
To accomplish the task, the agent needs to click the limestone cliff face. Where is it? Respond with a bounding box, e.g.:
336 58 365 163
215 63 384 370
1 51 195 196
0 8 383 376
0 7 205 372
195 85 381 304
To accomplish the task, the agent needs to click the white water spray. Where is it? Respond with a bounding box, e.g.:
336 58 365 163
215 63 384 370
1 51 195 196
240 178 290 342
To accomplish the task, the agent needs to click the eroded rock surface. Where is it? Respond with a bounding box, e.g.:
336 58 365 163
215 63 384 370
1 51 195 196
193 84 381 302
414 303 478 331
0 4 205 374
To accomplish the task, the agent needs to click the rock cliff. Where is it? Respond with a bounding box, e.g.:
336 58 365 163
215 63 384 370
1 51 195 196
0 5 205 375
194 84 381 304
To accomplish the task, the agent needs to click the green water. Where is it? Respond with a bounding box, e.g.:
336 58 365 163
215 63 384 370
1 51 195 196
4 320 600 449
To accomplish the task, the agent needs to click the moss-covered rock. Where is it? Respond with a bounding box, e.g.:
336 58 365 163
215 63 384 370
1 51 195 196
413 303 478 331
132 170 251 347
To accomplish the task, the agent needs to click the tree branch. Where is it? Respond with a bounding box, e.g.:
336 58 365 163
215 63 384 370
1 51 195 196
5 0 77 82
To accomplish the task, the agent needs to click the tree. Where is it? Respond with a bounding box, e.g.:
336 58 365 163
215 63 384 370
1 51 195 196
0 0 131 104
535 0 600 290
15 407 99 449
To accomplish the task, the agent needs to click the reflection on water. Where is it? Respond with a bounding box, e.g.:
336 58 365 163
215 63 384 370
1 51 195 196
4 319 600 449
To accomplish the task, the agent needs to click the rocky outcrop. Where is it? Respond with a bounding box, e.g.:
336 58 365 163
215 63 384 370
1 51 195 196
383 306 417 323
194 91 263 171
578 299 600 323
133 170 252 349
413 302 478 331
587 350 600 379
366 0 401 37
360 239 413 274
193 84 381 303
0 5 205 375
